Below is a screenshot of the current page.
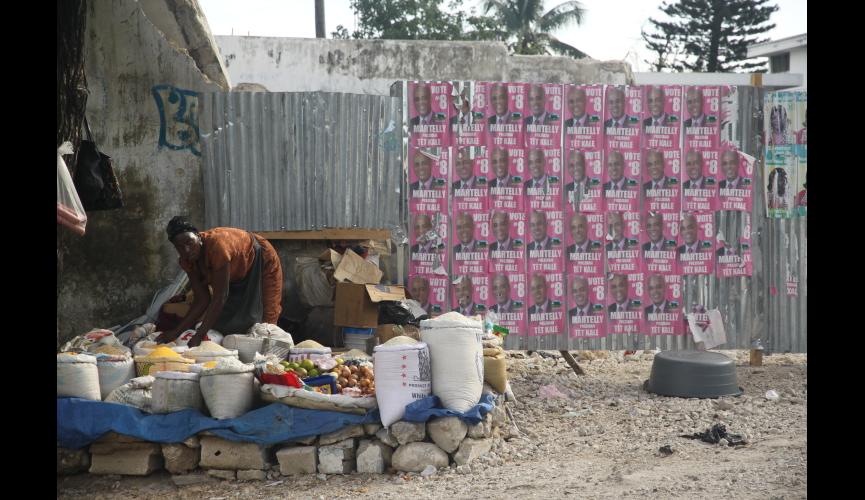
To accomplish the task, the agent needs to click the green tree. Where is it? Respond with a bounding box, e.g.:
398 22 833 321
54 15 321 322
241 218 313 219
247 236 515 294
332 0 499 41
642 0 779 72
481 0 588 58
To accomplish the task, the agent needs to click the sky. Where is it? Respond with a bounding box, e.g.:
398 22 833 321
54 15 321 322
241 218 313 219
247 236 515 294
198 0 807 72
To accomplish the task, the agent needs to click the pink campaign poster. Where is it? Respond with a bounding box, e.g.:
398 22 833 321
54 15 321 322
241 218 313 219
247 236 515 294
451 81 486 148
683 85 721 151
642 211 679 275
527 209 565 274
528 272 565 337
564 84 603 150
604 85 643 150
717 213 753 278
409 147 448 212
408 274 447 318
643 148 681 213
682 148 719 212
565 210 604 276
409 212 448 276
605 211 640 274
718 148 754 212
488 209 526 274
488 146 526 212
720 86 740 150
567 274 606 338
565 148 603 213
452 146 489 203
678 211 716 275
643 273 684 336
643 85 683 150
525 83 563 148
525 148 563 210
607 272 644 335
452 210 489 275
603 148 641 212
486 82 527 148
408 81 451 148
489 271 527 336
451 274 489 318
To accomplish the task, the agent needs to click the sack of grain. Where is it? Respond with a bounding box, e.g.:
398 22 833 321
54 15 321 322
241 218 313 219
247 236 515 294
151 371 204 413
57 353 101 401
420 312 484 412
373 337 431 427
95 352 135 400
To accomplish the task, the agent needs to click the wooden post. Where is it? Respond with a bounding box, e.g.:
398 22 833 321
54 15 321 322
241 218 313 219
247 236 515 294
560 350 585 375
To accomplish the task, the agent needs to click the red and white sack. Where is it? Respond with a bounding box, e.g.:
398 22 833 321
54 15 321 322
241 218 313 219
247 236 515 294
420 312 484 413
373 337 431 427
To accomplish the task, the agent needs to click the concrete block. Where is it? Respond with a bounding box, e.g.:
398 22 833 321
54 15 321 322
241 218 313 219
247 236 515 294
356 439 393 474
171 472 213 486
237 469 266 480
318 424 365 446
200 436 269 470
89 443 163 476
161 443 200 474
207 469 236 480
276 446 317 475
318 438 356 474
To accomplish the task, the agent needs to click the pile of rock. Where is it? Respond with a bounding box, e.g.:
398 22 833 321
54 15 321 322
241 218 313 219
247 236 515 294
57 398 512 479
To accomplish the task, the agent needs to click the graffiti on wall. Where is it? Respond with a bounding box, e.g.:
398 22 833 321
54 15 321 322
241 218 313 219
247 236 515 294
152 85 201 156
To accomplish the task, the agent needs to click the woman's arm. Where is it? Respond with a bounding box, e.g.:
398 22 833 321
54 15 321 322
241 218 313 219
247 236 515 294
156 270 211 343
187 264 230 347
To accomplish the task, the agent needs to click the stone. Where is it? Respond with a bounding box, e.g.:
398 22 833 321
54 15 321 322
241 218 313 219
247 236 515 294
318 438 356 474
207 469 236 480
356 439 393 474
420 464 437 477
363 423 383 436
237 469 267 480
375 428 400 448
391 421 426 445
182 436 201 448
276 446 318 475
161 443 200 474
199 436 269 470
453 438 493 466
391 442 449 473
171 472 214 486
57 447 90 475
467 413 492 439
318 424 365 446
292 435 317 446
89 443 163 476
427 417 467 453
490 406 507 427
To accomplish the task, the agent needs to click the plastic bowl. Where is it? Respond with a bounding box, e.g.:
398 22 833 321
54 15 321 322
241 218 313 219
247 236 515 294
645 350 743 398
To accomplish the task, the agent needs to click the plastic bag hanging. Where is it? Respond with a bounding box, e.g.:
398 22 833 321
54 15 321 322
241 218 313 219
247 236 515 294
57 141 87 235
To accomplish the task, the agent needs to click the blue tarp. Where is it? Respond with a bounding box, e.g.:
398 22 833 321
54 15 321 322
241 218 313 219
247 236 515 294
402 394 496 425
57 398 380 450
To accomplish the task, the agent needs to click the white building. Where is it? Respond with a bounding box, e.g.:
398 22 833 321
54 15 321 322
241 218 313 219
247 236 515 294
747 33 807 89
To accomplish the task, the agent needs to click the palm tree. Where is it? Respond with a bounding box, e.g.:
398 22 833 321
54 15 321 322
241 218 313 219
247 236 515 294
482 0 588 58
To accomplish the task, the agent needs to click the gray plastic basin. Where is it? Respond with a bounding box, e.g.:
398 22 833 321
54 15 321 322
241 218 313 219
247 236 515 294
645 350 742 398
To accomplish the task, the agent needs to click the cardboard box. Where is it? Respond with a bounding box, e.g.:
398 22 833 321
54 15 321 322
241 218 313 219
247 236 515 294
334 283 406 328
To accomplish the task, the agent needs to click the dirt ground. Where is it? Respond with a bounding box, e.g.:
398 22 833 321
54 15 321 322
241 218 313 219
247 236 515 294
58 349 807 499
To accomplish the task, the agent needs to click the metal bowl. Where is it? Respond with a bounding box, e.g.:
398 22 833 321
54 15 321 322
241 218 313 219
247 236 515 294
645 350 743 398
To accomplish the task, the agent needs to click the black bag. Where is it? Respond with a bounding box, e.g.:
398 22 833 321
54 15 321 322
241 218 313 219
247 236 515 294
74 117 124 211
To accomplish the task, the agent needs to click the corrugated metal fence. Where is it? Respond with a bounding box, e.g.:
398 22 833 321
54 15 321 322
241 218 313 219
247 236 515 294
199 87 805 353
199 91 405 232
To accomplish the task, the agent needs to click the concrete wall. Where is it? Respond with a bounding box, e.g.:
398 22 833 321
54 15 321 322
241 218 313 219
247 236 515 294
57 0 228 344
789 47 807 89
214 36 633 95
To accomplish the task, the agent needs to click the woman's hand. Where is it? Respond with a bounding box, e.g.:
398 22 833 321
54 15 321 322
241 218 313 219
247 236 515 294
186 332 205 348
155 329 180 344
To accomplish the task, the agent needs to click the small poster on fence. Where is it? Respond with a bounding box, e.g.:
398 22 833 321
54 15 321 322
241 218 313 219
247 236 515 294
718 149 754 212
682 148 719 212
642 211 679 275
488 146 526 212
525 83 563 148
678 211 716 275
488 209 526 273
451 146 489 201
565 148 603 213
607 272 644 335
643 273 684 335
409 212 448 276
643 148 681 213
603 148 641 212
716 213 753 279
568 274 606 338
451 274 489 318
527 272 565 337
527 208 565 274
643 85 683 150
451 81 486 148
489 271 527 336
408 81 451 148
606 210 641 274
409 274 447 318
486 82 527 148
565 209 604 276
683 85 721 150
564 84 603 150
409 147 448 212
452 210 489 275
525 148 563 210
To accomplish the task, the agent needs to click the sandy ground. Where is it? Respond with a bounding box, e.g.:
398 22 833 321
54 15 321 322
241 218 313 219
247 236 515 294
58 350 806 499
